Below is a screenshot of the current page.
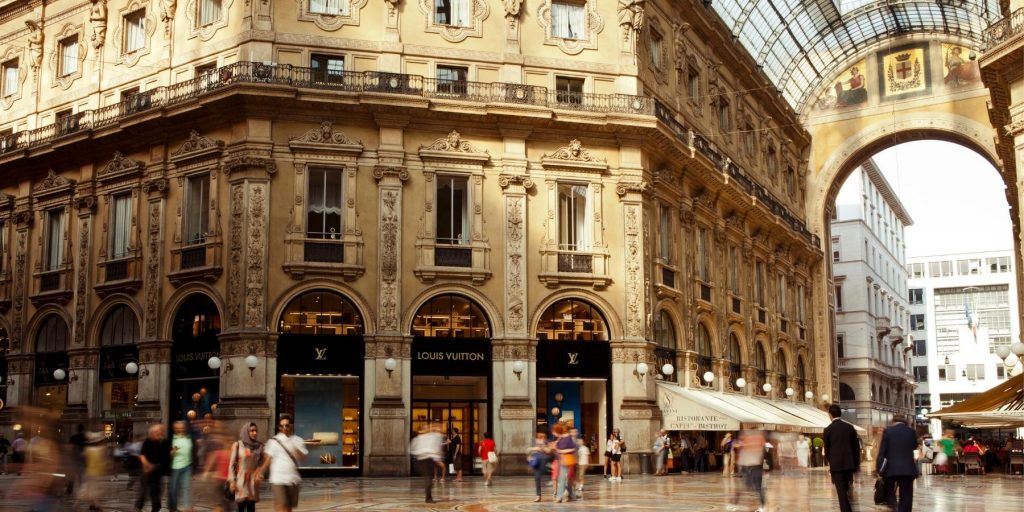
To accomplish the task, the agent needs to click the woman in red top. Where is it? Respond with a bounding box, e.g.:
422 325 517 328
478 432 497 485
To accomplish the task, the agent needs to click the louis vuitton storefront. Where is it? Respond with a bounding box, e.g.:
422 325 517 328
276 290 364 474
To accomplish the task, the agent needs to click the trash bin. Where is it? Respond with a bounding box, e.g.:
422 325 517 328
637 452 653 474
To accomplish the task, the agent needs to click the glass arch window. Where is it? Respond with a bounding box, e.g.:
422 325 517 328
279 290 364 336
654 311 676 349
754 342 768 395
36 315 70 353
796 355 807 399
840 382 856 401
172 294 221 340
777 351 789 394
727 333 743 391
695 323 714 384
101 305 139 346
536 298 607 341
412 294 490 338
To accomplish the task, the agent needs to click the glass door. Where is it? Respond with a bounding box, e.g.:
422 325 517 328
411 400 483 474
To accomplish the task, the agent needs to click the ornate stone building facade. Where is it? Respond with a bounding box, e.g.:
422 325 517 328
0 0 823 474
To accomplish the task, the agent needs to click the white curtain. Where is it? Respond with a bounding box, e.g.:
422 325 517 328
112 194 132 258
127 12 146 52
61 39 78 76
186 175 209 244
551 2 569 38
567 3 584 39
200 0 222 26
574 185 591 250
310 0 346 15
451 0 471 27
3 63 17 96
47 210 64 270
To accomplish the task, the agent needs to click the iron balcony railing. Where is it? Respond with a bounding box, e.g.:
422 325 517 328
983 7 1024 50
0 61 654 159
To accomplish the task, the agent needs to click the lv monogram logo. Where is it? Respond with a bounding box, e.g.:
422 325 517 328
314 347 328 360
567 352 579 365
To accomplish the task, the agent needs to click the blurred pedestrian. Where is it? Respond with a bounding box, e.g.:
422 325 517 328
0 431 10 474
576 434 590 493
607 432 623 481
824 404 860 512
11 431 27 474
731 429 767 512
796 435 810 469
229 422 264 512
654 430 669 476
262 414 307 512
68 424 86 496
446 427 463 482
528 431 551 502
553 423 577 502
478 431 497 485
410 423 444 503
197 423 232 512
135 424 169 512
79 431 109 511
169 420 196 512
876 417 917 512
721 433 734 476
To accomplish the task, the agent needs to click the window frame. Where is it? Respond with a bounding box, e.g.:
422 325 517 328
123 8 148 54
183 173 211 246
305 167 345 241
58 35 79 78
1 58 18 98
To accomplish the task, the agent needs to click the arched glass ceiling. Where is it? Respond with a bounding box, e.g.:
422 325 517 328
708 0 1001 112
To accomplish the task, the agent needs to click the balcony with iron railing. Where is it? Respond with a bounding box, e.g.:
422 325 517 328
31 265 73 305
983 7 1024 51
168 235 223 286
95 253 143 297
539 245 610 289
283 234 364 281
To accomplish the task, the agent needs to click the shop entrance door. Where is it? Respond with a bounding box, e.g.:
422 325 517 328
411 400 485 475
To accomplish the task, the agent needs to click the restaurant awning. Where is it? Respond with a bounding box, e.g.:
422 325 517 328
656 382 848 434
928 374 1024 428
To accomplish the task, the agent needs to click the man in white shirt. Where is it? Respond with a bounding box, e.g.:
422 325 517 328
410 422 444 503
261 414 308 512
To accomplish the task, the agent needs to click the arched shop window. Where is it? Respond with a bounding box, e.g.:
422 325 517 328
34 314 70 412
840 383 856 401
537 298 608 341
654 311 677 380
99 305 140 442
412 294 489 338
754 342 768 396
170 294 221 421
727 333 743 391
695 323 714 385
279 290 364 335
796 355 807 399
776 351 789 397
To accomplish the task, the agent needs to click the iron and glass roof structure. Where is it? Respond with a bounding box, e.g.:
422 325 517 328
706 0 1001 111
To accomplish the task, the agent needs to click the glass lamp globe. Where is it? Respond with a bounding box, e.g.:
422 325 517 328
125 362 139 375
762 383 772 393
207 356 222 370
995 346 1012 360
1011 341 1024 357
785 387 794 397
703 371 715 383
805 391 814 400
736 377 747 388
52 369 66 381
662 363 675 376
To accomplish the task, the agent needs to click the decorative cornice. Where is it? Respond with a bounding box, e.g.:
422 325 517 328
497 173 534 190
615 179 649 197
543 139 603 162
141 177 169 196
290 121 363 147
418 130 489 162
97 151 145 178
373 165 410 182
32 170 77 196
223 155 278 177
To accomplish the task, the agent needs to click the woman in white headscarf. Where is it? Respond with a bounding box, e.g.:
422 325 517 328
229 422 264 512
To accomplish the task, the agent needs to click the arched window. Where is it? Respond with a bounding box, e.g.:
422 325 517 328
695 323 714 384
727 333 743 391
754 342 767 395
536 298 607 341
279 290 363 336
776 351 789 395
654 310 677 381
172 294 221 340
101 305 139 346
839 382 856 401
796 355 807 399
36 315 70 353
412 294 489 338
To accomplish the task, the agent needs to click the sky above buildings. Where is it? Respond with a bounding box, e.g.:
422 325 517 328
843 139 1013 258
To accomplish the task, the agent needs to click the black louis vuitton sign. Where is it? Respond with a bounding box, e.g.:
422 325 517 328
277 334 363 376
411 337 490 376
537 340 610 379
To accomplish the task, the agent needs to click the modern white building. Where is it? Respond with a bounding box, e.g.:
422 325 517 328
831 159 915 444
906 250 1021 436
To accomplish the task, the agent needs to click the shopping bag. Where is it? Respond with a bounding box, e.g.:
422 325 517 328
448 463 455 474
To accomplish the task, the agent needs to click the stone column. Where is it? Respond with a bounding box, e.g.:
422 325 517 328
64 190 97 425
216 153 277 435
494 165 535 474
366 163 410 476
133 175 169 436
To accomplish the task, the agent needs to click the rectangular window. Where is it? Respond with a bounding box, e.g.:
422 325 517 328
908 288 923 305
911 313 925 331
831 236 840 262
938 365 957 381
909 262 924 278
718 100 730 131
184 174 210 245
913 339 927 356
110 194 132 259
306 168 344 240
797 284 805 323
987 256 1010 273
198 0 222 26
697 227 710 282
966 364 985 380
311 54 345 83
309 0 348 16
913 366 928 382
551 0 585 39
777 274 787 316
555 76 584 105
687 67 699 99
56 109 77 135
728 246 740 294
436 175 468 245
124 9 147 53
658 206 672 261
786 167 796 197
997 366 1007 379
743 124 755 155
836 334 845 358
436 65 468 95
434 0 471 27
928 260 953 277
834 284 843 311
558 184 590 251
754 260 765 304
58 36 78 77
0 220 5 273
650 32 663 68
46 209 65 271
1 59 17 97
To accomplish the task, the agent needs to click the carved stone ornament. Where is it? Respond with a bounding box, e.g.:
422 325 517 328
141 177 169 195
74 195 97 212
420 130 485 153
223 155 278 177
615 180 649 197
170 130 225 161
89 0 108 49
373 165 410 182
32 170 77 196
26 19 43 77
617 0 645 44
417 0 490 43
98 151 145 178
295 0 368 32
503 0 521 18
497 174 534 190
544 139 604 162
290 121 363 148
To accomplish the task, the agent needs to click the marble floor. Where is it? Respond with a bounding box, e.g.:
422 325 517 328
0 469 1020 511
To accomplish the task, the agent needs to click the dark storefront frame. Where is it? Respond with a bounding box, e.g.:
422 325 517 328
169 294 221 422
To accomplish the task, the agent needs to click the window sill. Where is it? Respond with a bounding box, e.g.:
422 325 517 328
283 260 365 281
168 241 222 287
414 265 492 285
413 241 490 284
95 255 142 296
538 271 612 290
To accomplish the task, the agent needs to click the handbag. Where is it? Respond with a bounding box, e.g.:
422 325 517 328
487 451 498 463
873 477 886 505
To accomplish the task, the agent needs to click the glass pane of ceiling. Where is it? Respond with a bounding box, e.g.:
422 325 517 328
706 0 1001 111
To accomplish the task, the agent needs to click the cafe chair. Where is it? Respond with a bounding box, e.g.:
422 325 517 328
963 454 984 475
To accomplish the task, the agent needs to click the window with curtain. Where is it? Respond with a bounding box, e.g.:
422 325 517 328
184 174 210 245
434 0 471 27
697 227 710 281
777 274 787 316
786 166 796 197
687 67 699 100
101 305 140 346
310 0 348 15
306 168 344 240
199 0 223 26
124 10 147 53
650 31 663 68
718 100 730 131
46 209 65 271
110 194 132 259
1 59 17 97
436 175 468 245
755 260 765 304
558 184 590 251
551 1 585 39
728 245 740 294
696 323 713 383
59 36 78 77
658 206 671 261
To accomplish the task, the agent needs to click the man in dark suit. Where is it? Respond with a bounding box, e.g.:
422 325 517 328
823 404 860 512
876 417 917 512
